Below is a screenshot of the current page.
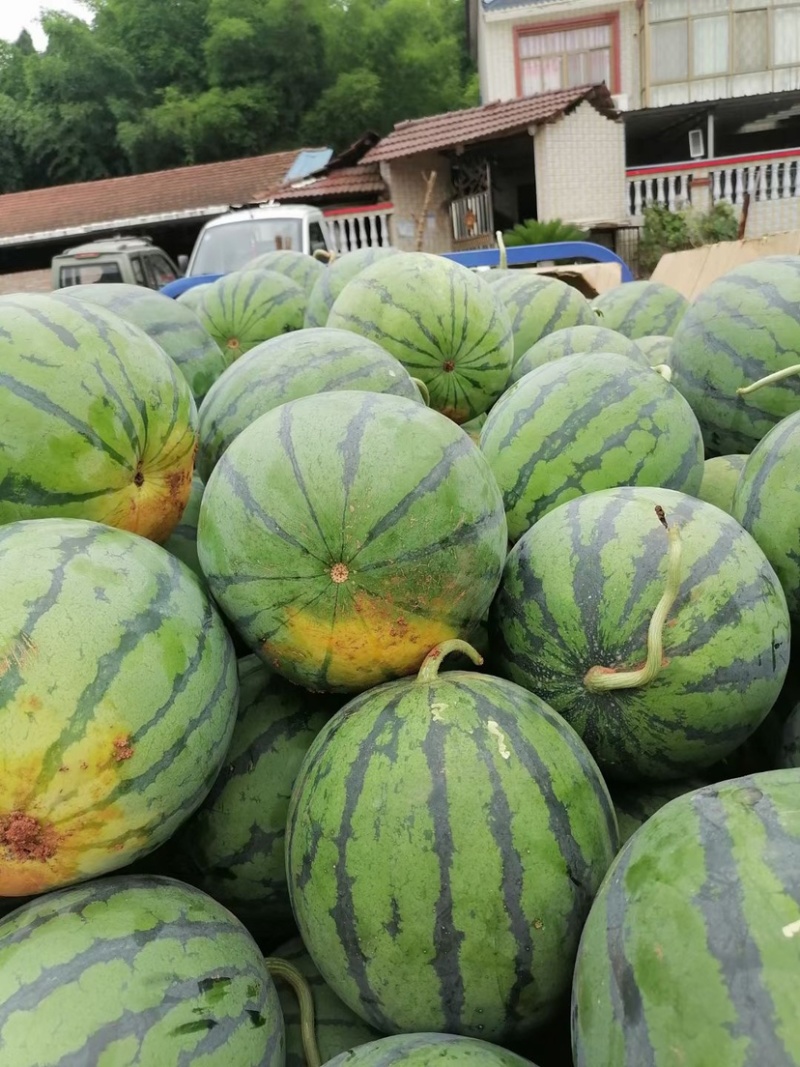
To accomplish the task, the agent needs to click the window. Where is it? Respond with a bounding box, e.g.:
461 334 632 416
308 221 328 254
190 219 303 275
516 17 616 97
147 253 178 287
131 256 146 286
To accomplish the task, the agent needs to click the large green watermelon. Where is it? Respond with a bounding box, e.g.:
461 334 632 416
781 703 800 767
194 268 306 358
733 409 800 623
0 293 197 542
509 324 647 385
322 1034 539 1065
198 391 508 692
53 282 231 403
490 272 596 364
489 486 791 781
172 654 341 939
244 249 325 293
327 252 513 423
286 640 618 1043
572 769 800 1066
696 453 748 516
196 326 424 480
670 255 800 454
480 352 704 540
273 937 382 1065
176 282 213 309
0 518 238 896
304 247 401 328
591 280 688 338
635 333 673 368
611 777 708 846
0 875 284 1066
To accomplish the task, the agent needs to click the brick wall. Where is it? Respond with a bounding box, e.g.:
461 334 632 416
478 1 641 107
534 101 628 226
381 155 455 253
0 269 52 295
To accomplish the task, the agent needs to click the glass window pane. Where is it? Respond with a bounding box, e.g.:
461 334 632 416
734 10 768 72
520 57 544 95
774 8 800 65
589 49 612 84
651 0 688 22
693 15 729 76
651 20 689 81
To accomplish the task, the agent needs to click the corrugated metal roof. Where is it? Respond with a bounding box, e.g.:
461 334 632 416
283 148 334 183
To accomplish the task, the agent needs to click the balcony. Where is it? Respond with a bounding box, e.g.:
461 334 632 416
323 203 394 253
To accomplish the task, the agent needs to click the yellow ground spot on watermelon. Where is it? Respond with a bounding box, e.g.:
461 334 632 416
97 449 195 544
266 593 459 690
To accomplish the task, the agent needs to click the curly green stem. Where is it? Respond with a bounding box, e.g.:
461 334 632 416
264 958 321 1067
411 377 430 406
418 639 483 683
496 230 508 271
583 510 682 693
737 363 800 396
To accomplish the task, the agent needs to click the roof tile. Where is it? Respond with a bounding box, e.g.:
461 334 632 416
275 165 388 202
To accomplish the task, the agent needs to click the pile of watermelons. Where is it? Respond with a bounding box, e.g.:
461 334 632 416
0 244 798 1067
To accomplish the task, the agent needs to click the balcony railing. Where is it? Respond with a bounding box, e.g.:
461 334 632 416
626 147 800 219
323 203 393 253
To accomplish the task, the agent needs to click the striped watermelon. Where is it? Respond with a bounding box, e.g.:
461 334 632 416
591 280 688 339
273 936 382 1065
53 282 231 403
326 252 513 423
611 777 708 845
491 272 596 364
489 486 791 781
244 249 325 293
177 282 213 309
171 654 341 940
781 704 800 767
194 269 306 359
509 324 648 385
0 293 197 542
322 1034 539 1065
197 326 424 481
198 391 507 693
733 409 800 623
0 518 238 896
696 453 748 516
479 352 704 540
304 247 401 328
286 639 618 1043
635 333 673 368
0 875 284 1066
163 472 205 582
670 256 800 455
572 769 800 1066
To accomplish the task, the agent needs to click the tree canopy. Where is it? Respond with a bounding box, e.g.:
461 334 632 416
0 0 476 192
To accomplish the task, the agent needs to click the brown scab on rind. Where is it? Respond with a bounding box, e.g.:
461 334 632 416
112 736 135 762
0 812 58 862
330 562 350 584
443 360 455 372
226 337 240 351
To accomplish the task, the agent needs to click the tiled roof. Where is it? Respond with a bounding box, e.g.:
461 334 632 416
361 85 616 163
0 148 323 244
276 165 388 202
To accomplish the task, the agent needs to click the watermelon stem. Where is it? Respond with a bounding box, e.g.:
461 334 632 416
496 230 508 271
411 377 431 406
737 363 800 395
653 364 672 382
418 639 484 682
264 957 321 1067
583 516 682 693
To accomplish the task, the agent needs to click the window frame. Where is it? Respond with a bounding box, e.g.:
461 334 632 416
513 13 621 99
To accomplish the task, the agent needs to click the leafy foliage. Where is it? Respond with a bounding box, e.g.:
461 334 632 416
0 0 474 192
639 201 739 274
503 218 589 247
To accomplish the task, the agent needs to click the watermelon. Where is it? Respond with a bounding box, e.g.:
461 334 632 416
0 293 197 542
611 777 708 845
479 352 704 540
0 517 238 896
196 326 424 481
273 936 382 1065
162 472 205 582
194 269 306 359
322 1033 539 1065
591 280 688 339
489 486 791 781
509 324 648 385
696 453 748 516
52 282 231 403
198 390 507 692
572 769 800 1066
635 333 673 368
326 252 513 423
176 282 213 309
0 875 284 1066
781 704 800 767
305 247 401 328
490 272 596 364
670 256 800 455
244 249 325 293
171 654 341 940
286 639 618 1042
733 409 800 623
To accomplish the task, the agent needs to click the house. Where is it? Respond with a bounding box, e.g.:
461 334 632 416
356 83 627 254
467 0 800 237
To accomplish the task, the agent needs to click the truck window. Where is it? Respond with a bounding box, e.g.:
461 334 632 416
148 254 178 287
309 222 328 254
190 219 303 275
59 262 123 286
131 256 146 286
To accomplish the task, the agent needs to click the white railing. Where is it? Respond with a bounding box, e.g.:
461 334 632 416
626 148 800 220
450 190 494 242
324 203 393 253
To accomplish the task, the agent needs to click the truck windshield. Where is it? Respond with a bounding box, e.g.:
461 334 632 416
189 219 304 275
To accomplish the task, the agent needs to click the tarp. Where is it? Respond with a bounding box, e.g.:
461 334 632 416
651 231 800 301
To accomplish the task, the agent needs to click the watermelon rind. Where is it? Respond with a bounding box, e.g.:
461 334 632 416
304 247 401 328
194 268 306 358
696 453 748 516
162 472 206 583
491 272 596 364
591 280 688 339
321 1032 540 1065
243 249 325 293
509 324 648 384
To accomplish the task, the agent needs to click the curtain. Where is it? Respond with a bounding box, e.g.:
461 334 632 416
693 15 729 76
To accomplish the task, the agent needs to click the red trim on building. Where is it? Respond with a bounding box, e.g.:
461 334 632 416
513 12 621 99
323 201 393 218
626 146 800 178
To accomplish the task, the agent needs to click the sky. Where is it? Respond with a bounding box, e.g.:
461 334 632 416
0 1 92 49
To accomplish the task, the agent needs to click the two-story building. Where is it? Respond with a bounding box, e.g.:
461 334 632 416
468 0 800 236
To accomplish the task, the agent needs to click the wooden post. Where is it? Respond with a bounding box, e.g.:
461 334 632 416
415 171 438 252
